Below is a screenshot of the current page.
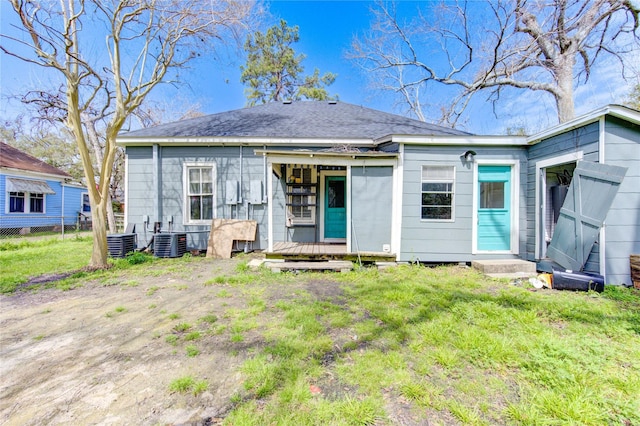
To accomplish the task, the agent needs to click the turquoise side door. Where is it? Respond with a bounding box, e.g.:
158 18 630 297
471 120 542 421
477 166 511 251
324 176 346 239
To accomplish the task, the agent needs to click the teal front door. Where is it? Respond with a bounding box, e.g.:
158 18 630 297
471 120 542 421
324 176 346 239
478 166 511 251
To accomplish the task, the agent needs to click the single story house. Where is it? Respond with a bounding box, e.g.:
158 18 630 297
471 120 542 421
117 101 639 285
0 142 88 234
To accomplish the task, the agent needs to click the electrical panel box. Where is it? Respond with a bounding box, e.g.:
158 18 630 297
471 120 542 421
249 180 263 204
225 180 239 204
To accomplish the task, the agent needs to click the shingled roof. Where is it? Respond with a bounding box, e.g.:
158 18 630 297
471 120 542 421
118 101 470 140
0 142 70 178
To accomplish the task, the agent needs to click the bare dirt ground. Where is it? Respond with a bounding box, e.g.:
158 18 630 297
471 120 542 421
0 255 309 426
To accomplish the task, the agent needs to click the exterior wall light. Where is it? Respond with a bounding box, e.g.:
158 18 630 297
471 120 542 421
461 150 476 162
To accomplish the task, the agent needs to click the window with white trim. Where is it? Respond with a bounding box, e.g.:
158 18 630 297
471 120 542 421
82 193 91 212
9 192 25 213
30 193 44 213
421 166 455 220
8 191 46 213
185 165 215 223
286 165 317 225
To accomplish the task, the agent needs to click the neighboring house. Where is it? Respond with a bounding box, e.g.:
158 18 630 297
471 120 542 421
0 142 88 234
117 101 640 285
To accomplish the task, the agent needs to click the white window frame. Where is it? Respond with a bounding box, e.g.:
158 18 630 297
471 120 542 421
81 192 91 213
6 191 46 214
420 165 456 222
183 162 216 225
319 169 347 242
286 164 317 225
29 192 44 213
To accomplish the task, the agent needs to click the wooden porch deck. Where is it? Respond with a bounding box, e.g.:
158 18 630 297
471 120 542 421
267 242 396 262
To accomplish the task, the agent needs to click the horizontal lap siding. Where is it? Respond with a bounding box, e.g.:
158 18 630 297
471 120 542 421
0 175 77 228
162 146 267 250
400 146 526 262
126 147 155 245
61 186 85 218
525 122 600 263
604 117 640 284
351 166 393 252
126 145 269 250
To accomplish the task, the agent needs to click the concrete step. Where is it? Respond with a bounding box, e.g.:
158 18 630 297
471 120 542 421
265 260 353 273
471 259 537 278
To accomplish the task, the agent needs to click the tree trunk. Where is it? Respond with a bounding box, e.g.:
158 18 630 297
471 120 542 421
106 193 116 232
84 116 118 233
90 198 109 267
554 55 576 123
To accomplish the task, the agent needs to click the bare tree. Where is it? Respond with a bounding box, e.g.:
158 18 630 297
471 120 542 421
627 82 640 109
1 0 259 268
351 0 639 126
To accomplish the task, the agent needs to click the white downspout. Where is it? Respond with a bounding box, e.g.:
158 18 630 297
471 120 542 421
267 158 274 252
598 116 607 280
391 144 404 260
61 184 65 239
346 165 352 253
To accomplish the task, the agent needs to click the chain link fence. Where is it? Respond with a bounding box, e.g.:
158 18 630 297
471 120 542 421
0 213 127 240
0 214 92 239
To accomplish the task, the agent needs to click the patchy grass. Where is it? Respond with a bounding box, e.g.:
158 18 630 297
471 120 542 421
185 344 200 357
226 265 640 425
168 375 208 396
3 241 638 425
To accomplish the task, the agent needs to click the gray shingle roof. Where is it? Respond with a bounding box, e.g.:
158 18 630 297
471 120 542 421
119 101 470 140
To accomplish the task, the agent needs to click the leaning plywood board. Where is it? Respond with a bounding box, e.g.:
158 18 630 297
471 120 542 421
206 219 257 258
547 161 627 271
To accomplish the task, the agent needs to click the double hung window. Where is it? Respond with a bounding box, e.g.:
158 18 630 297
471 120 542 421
421 166 455 220
185 165 214 223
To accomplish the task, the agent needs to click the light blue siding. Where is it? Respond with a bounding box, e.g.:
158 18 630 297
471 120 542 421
126 145 270 250
399 146 527 262
602 116 640 284
527 117 640 285
351 166 393 252
0 173 87 231
526 122 600 264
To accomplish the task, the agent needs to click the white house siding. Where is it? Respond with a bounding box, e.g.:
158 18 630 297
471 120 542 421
603 116 640 285
399 145 527 263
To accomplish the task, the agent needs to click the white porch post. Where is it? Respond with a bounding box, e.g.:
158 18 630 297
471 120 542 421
267 159 274 252
346 165 352 253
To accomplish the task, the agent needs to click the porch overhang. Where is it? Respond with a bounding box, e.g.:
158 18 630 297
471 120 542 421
260 149 399 254
254 148 398 167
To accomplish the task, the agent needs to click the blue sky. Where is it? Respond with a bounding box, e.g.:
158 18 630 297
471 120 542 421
1 1 637 135
177 1 383 118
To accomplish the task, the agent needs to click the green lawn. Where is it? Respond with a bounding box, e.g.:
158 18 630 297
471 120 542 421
2 237 639 424
0 235 93 293
225 265 640 425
